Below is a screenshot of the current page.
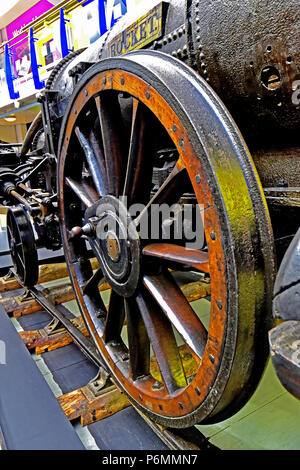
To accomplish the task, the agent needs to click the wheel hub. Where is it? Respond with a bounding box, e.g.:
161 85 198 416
106 234 120 262
85 195 141 297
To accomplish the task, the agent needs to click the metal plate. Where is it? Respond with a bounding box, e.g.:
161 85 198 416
108 2 164 57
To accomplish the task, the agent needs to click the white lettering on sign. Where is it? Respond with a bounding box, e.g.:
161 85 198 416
15 55 31 77
105 0 135 30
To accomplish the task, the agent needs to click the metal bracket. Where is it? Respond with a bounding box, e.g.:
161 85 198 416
44 89 60 104
18 289 34 302
68 61 95 87
3 270 15 282
44 317 65 336
4 44 20 100
60 8 73 58
49 95 70 120
87 367 111 397
29 28 45 90
37 90 56 155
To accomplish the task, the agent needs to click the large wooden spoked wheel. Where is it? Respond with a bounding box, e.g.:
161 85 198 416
57 52 275 428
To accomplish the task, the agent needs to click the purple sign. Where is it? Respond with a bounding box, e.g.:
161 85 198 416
6 1 54 42
5 1 54 79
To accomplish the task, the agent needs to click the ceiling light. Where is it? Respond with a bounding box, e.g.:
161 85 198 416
4 115 16 122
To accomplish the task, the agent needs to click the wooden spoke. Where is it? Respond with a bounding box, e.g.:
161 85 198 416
123 99 154 204
143 243 210 273
123 98 139 199
143 271 207 359
88 128 109 196
65 177 98 207
83 267 104 295
136 289 188 394
75 127 106 197
134 161 188 227
95 94 126 197
73 258 107 320
125 297 150 381
103 291 125 343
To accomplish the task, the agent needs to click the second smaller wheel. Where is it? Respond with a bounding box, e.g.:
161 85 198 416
6 206 39 287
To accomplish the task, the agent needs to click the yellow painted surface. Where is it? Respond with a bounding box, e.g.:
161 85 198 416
109 2 163 57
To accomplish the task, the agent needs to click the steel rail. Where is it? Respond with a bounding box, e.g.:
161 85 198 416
29 285 104 369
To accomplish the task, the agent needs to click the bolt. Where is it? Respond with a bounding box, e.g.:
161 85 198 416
70 203 79 211
69 223 94 240
152 381 163 390
69 226 83 239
